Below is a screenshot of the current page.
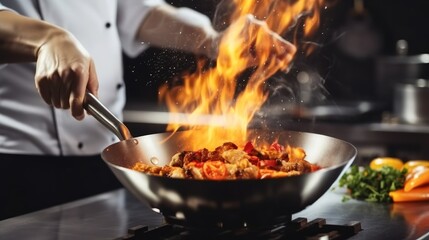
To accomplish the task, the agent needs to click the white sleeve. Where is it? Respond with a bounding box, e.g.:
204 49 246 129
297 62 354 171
0 2 15 12
117 0 167 57
138 5 218 58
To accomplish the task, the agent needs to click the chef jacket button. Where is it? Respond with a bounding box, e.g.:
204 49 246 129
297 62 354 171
112 137 115 142
116 83 123 90
105 22 111 28
78 142 84 149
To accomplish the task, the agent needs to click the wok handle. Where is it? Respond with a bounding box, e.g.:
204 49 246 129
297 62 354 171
83 92 132 141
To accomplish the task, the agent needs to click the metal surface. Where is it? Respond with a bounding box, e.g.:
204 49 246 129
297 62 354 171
101 130 357 228
0 188 428 240
375 53 429 106
394 79 429 124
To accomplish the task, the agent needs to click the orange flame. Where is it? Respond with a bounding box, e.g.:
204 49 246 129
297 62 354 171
159 0 324 150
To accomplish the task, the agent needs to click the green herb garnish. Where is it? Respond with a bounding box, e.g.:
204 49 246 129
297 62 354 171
338 165 407 203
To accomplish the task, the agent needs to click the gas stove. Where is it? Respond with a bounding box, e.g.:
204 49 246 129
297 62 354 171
115 217 361 240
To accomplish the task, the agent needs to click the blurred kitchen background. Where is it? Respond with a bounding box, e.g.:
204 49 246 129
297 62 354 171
122 0 429 164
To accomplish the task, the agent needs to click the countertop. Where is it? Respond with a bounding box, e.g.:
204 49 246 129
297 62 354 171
1 184 428 240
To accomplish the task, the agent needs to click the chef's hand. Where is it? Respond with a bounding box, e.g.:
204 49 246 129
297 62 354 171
218 14 297 72
34 30 99 120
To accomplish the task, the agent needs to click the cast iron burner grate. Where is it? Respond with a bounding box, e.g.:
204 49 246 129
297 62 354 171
114 218 362 240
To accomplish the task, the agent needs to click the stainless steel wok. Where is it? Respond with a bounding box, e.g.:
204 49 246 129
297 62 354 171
84 92 357 228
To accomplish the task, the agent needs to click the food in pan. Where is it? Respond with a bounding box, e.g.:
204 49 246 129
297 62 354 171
132 141 321 180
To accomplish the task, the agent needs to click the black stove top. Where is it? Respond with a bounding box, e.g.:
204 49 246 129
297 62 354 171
116 217 362 240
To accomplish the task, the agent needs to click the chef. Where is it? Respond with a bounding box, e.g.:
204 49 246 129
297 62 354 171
0 0 297 220
0 0 220 219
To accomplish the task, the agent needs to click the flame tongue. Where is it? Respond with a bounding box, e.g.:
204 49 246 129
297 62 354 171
159 0 323 150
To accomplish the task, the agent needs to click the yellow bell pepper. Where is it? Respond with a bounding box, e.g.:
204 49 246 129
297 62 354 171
403 160 429 172
369 157 404 170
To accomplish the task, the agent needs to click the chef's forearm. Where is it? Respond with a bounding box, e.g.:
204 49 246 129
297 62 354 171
0 10 65 63
137 4 219 59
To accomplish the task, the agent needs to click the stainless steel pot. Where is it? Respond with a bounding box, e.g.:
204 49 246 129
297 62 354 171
83 92 357 229
376 54 429 106
394 79 429 124
375 38 429 108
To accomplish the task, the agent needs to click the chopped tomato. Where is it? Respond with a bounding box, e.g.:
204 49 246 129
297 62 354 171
260 159 277 168
369 157 404 170
202 161 227 180
270 142 284 152
310 164 321 172
248 156 260 166
404 166 429 192
243 141 255 154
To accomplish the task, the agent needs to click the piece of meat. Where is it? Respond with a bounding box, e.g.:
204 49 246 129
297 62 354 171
160 165 186 178
222 149 249 164
169 152 185 167
132 162 162 175
280 160 312 173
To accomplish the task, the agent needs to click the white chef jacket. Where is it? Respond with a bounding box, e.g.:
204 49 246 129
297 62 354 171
0 0 165 155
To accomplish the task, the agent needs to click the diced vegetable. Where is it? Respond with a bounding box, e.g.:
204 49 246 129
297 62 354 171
310 164 321 172
287 145 306 161
202 161 227 180
269 142 284 152
260 159 277 168
243 141 254 154
248 155 260 166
